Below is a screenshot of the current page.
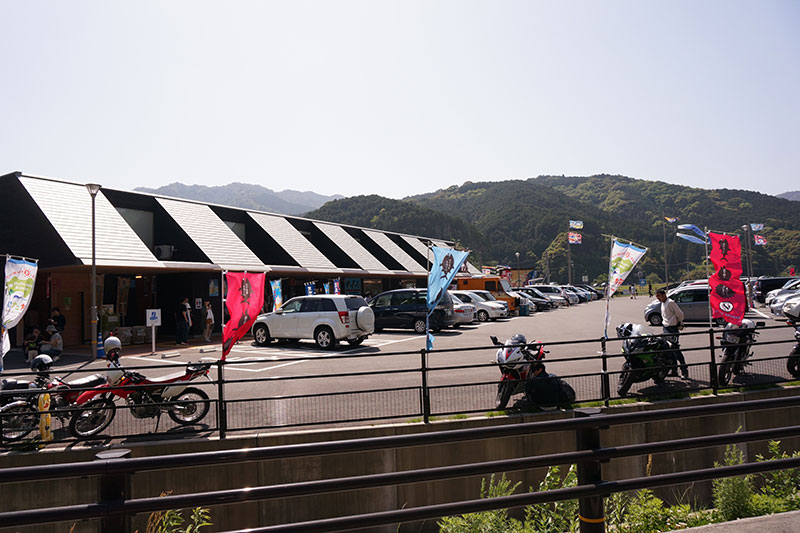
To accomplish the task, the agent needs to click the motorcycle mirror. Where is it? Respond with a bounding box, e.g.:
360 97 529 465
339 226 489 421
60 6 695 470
489 335 500 346
755 321 765 327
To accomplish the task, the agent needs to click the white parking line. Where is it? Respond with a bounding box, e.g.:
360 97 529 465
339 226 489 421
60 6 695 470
751 307 771 320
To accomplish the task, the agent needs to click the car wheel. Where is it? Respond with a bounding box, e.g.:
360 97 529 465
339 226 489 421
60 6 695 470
314 326 337 350
253 324 271 346
648 314 663 327
347 336 366 346
413 319 426 334
477 310 489 322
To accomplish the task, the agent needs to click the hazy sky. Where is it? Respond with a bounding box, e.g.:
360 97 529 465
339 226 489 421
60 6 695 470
2 1 798 199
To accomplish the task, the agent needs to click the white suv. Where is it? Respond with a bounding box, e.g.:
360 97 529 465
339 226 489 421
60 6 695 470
252 295 375 350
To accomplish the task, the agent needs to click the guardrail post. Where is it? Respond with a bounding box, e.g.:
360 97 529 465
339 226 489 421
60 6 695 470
601 338 610 408
97 448 131 533
217 360 227 439
574 408 605 533
421 349 430 423
709 329 718 395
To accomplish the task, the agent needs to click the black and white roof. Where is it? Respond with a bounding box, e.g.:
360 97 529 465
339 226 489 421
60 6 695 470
1 172 458 277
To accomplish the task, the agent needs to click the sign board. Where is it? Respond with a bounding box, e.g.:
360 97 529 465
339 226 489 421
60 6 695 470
581 275 589 283
640 278 647 286
343 278 362 294
146 309 162 327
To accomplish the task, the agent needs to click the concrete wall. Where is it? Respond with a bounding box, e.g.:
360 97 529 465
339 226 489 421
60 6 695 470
3 387 800 533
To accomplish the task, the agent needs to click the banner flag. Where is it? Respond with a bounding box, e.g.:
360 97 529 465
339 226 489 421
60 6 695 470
664 216 679 223
569 220 584 230
427 246 469 350
754 235 767 246
709 232 746 325
604 240 647 337
270 280 283 312
323 282 332 294
222 272 265 359
333 278 341 294
750 223 764 231
568 232 582 244
677 224 708 241
2 257 38 368
304 282 316 295
676 233 708 245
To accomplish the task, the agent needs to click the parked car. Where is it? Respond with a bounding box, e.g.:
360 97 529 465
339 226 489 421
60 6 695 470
449 294 476 326
755 277 799 303
563 285 591 302
765 278 800 306
523 286 566 308
769 290 800 317
252 295 374 349
528 285 571 307
470 290 511 315
450 290 508 321
370 289 455 333
644 285 712 326
507 290 540 313
514 287 555 311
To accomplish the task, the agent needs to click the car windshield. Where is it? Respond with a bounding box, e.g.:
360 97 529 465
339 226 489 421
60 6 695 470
465 291 486 302
450 294 464 305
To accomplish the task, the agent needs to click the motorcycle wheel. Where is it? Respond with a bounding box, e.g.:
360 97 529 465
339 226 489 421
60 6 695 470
1 404 38 442
167 387 211 425
496 381 514 410
618 362 634 397
787 355 800 379
718 355 734 387
69 398 116 439
653 368 670 384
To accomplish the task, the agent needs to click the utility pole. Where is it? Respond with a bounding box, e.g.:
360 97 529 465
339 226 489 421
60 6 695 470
662 213 669 287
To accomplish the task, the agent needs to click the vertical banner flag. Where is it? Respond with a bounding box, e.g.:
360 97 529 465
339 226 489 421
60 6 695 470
222 272 265 359
750 223 764 231
270 280 283 312
569 220 584 230
708 232 746 325
323 282 332 294
665 216 679 223
333 278 341 294
604 240 647 337
568 232 582 244
754 235 767 246
304 282 316 295
2 257 38 367
426 246 469 350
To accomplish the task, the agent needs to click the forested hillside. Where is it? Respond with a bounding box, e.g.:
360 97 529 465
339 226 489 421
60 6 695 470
309 176 800 284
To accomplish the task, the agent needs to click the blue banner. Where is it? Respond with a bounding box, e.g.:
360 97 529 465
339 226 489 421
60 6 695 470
304 282 316 295
426 247 469 350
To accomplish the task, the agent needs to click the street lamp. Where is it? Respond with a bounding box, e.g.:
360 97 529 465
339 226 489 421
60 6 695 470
86 183 102 360
515 252 520 287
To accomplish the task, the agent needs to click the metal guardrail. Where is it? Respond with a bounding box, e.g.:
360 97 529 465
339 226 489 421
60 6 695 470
1 323 797 446
3 395 800 531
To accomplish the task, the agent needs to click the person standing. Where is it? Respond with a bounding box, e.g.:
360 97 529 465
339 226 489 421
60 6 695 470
655 289 688 379
648 283 653 297
176 297 189 345
203 300 214 343
50 307 66 333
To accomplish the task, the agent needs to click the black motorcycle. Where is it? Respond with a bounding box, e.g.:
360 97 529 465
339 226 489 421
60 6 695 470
786 321 800 379
616 323 677 397
717 319 764 387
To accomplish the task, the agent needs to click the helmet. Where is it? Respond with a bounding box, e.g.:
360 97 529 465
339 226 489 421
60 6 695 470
785 299 800 323
510 333 527 346
30 354 53 373
104 336 122 360
616 323 634 338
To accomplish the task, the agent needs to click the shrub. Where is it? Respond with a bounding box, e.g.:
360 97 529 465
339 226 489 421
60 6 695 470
712 443 754 521
757 440 800 499
523 464 578 532
437 474 523 533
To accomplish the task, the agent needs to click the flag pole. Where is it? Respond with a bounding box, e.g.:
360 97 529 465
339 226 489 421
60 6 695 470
705 227 712 326
603 236 615 339
662 214 669 287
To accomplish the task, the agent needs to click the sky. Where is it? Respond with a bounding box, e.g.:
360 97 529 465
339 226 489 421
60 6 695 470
1 1 798 199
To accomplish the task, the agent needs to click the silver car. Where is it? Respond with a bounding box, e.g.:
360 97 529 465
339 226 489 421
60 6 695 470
449 294 476 326
451 290 508 321
643 285 711 326
770 290 800 317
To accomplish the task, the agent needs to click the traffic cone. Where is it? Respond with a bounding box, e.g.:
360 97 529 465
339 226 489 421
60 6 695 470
97 332 106 359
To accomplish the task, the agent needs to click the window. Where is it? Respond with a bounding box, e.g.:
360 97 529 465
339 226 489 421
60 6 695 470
319 299 337 312
344 297 367 310
281 299 302 313
457 293 472 303
692 290 709 302
300 299 321 313
485 281 498 291
373 294 392 307
392 291 414 306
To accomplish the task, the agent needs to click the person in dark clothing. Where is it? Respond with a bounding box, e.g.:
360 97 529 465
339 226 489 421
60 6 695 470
50 307 66 333
176 298 190 345
524 363 576 408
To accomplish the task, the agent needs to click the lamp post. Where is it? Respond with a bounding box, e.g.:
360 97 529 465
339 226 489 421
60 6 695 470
515 252 520 287
86 183 102 360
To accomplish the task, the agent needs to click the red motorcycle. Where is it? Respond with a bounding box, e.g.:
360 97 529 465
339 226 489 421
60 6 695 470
68 359 212 439
491 334 547 409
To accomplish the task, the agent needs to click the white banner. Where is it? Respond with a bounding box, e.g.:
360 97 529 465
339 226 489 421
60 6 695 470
607 240 647 297
2 257 38 363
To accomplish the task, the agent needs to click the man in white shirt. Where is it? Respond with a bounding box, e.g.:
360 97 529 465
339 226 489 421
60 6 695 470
656 289 688 379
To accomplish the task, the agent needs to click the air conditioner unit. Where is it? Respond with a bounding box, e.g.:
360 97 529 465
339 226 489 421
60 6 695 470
154 245 176 260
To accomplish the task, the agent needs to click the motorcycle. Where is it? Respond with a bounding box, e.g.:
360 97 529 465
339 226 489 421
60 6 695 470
490 334 547 409
616 323 677 397
0 355 107 442
717 319 764 387
68 359 213 439
786 322 800 379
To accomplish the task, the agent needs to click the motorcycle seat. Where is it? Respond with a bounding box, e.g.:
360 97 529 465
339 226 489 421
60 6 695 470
66 374 107 388
145 371 186 384
1 379 32 391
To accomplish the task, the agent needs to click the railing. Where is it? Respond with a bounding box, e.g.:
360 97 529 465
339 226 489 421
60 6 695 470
3 395 800 532
1 323 797 446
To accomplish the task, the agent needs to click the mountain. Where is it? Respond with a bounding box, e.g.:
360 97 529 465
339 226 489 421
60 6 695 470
777 191 800 201
310 175 800 283
134 182 343 215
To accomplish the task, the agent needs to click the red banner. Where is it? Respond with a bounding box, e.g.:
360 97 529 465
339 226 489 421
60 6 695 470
222 272 265 359
708 232 746 325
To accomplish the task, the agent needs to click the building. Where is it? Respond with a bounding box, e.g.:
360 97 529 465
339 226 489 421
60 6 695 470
0 172 480 347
